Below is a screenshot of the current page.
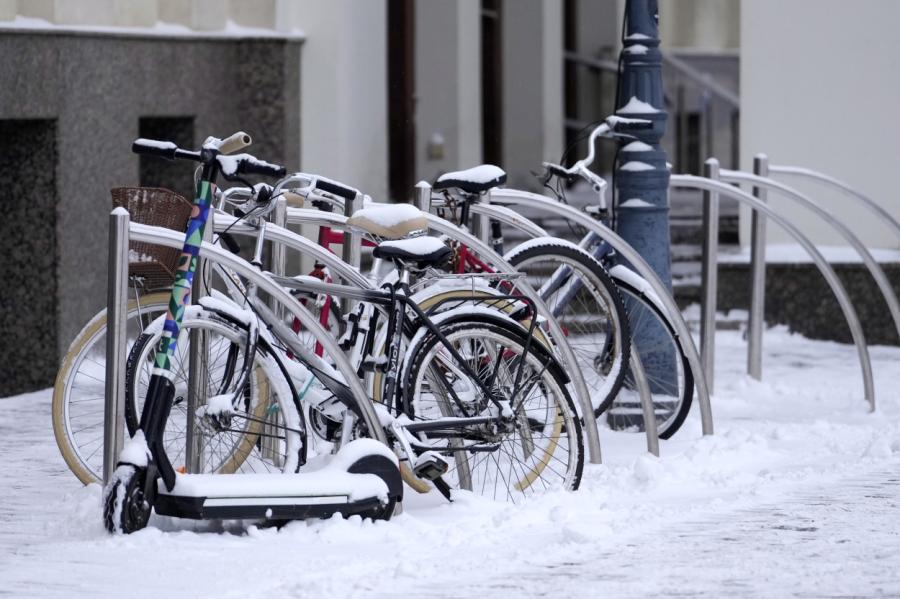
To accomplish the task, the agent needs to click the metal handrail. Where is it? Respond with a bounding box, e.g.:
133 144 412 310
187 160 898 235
671 171 876 411
661 52 740 109
720 169 900 346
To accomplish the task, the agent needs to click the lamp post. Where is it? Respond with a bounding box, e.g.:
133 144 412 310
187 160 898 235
613 0 677 427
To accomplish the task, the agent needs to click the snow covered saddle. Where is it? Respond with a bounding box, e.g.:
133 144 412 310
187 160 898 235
347 204 451 268
433 164 507 194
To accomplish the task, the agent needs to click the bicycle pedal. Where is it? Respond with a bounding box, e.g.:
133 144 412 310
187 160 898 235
412 451 449 481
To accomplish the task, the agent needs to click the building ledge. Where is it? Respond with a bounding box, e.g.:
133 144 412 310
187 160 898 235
0 16 305 42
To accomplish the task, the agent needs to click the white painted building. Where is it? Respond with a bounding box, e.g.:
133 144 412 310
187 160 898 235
740 0 900 250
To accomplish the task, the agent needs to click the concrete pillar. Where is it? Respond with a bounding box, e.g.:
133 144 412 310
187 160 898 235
159 0 227 30
296 0 388 200
415 0 482 181
114 0 159 27
16 0 54 21
501 0 563 189
228 0 276 29
1 0 17 21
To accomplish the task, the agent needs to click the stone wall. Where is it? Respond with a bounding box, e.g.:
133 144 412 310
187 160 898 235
718 263 900 346
0 30 301 394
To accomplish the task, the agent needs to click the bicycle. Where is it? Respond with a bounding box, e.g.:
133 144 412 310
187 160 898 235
104 136 583 533
430 115 695 438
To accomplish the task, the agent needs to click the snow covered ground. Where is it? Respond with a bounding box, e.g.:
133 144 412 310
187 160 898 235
2 326 899 598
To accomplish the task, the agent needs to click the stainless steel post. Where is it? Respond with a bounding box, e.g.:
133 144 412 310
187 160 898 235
262 197 288 465
103 208 130 485
186 210 213 473
630 346 659 457
748 154 768 380
474 190 492 243
342 193 364 314
700 158 720 393
414 180 432 212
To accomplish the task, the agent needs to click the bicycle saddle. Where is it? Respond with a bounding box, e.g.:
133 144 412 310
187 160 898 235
347 203 428 240
433 164 507 194
373 237 452 268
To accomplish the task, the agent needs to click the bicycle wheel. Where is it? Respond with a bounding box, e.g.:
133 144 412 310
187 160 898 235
52 292 170 485
505 241 631 416
125 312 297 474
608 277 694 439
403 316 583 502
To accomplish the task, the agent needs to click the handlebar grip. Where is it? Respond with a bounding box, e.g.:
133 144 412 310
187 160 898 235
217 154 286 180
132 138 178 160
315 178 357 201
543 162 572 178
282 191 305 208
609 117 653 133
217 131 252 155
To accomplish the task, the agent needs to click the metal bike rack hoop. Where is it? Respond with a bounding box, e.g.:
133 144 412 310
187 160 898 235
470 199 659 455
103 208 130 485
486 188 714 436
421 209 604 463
670 172 876 411
769 165 900 243
719 168 900 347
128 221 390 445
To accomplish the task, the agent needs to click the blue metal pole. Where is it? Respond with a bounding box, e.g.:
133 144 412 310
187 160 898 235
615 0 672 289
612 0 677 428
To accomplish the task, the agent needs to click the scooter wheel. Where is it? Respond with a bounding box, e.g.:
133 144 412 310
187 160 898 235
103 464 152 534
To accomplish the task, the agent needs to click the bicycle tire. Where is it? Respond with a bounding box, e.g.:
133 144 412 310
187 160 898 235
505 241 631 416
125 314 286 474
610 278 694 439
402 315 584 501
52 292 170 485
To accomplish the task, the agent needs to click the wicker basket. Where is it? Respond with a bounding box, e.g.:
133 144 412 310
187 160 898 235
110 187 193 291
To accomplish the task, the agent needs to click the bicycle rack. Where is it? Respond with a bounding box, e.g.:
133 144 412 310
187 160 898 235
438 191 661 456
672 164 876 411
482 187 714 437
102 213 393 487
281 199 605 465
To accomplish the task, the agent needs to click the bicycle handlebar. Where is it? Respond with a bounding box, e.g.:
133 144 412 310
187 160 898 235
132 139 200 161
214 131 252 155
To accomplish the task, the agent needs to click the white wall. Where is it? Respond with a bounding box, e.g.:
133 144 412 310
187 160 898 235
295 0 388 200
415 0 482 183
740 0 900 250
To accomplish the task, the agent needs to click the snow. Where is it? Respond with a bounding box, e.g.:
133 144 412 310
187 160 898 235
161 439 393 503
216 153 282 177
436 164 506 185
618 96 660 114
618 198 654 208
133 138 176 151
624 43 649 54
127 249 155 263
622 140 654 152
0 15 305 40
719 243 900 264
118 431 150 468
350 203 424 228
3 327 900 597
377 236 447 256
619 160 655 172
625 32 651 40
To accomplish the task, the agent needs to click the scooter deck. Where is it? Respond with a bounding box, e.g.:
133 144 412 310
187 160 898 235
155 470 389 520
152 439 404 521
